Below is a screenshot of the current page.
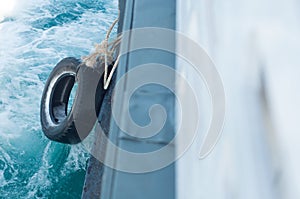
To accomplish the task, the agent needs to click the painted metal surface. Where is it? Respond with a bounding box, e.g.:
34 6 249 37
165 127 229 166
101 0 176 198
176 0 300 198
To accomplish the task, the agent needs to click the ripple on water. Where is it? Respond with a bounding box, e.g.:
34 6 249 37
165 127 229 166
0 0 118 198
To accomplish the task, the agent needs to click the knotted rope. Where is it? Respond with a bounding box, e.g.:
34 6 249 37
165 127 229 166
82 15 121 90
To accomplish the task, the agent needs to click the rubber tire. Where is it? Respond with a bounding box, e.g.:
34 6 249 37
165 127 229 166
40 57 106 144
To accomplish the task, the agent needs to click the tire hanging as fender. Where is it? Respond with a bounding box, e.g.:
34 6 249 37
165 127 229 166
40 57 106 144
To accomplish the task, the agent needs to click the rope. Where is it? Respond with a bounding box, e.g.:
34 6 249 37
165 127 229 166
82 15 121 90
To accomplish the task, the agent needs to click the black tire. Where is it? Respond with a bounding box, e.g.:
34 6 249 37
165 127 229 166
40 57 106 144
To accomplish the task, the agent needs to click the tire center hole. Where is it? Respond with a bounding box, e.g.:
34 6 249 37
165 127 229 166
51 73 77 124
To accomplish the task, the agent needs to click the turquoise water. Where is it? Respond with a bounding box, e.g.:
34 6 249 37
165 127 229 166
0 0 117 198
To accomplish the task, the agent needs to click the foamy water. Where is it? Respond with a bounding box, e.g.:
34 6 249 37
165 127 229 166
0 0 117 197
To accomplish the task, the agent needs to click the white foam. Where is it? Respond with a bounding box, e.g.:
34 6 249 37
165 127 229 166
0 0 117 197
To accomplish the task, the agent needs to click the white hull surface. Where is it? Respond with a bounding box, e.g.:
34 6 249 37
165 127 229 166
176 0 300 198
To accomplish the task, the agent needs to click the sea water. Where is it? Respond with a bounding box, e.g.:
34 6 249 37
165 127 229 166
0 0 118 198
